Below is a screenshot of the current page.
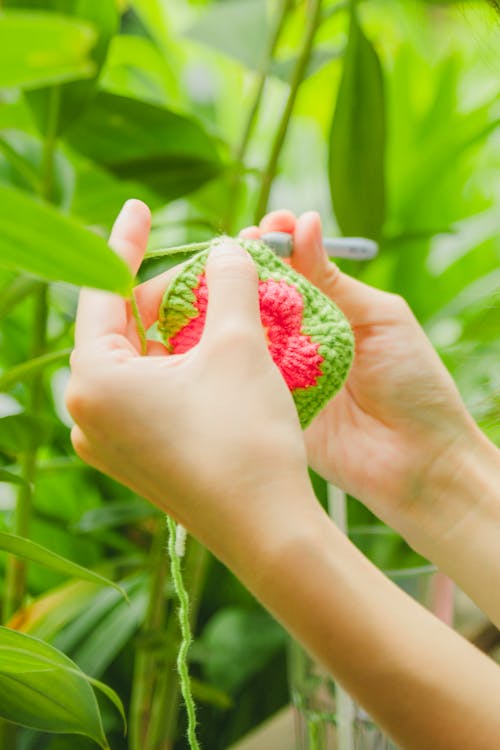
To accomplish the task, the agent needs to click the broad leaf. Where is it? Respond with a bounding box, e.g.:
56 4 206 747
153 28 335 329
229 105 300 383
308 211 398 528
4 0 119 136
74 498 160 533
65 92 226 201
0 185 133 293
0 10 96 90
0 627 108 747
197 608 286 694
329 4 386 240
0 532 127 599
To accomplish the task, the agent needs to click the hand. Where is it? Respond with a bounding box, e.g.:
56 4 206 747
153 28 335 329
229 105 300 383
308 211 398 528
66 201 317 570
240 210 490 541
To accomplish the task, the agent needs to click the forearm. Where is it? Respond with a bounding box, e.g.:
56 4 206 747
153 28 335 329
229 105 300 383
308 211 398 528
231 498 500 750
399 427 500 627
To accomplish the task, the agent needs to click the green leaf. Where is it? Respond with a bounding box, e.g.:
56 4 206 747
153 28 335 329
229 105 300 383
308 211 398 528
74 499 160 534
186 0 268 71
0 468 27 487
197 608 286 694
329 5 386 240
0 414 53 455
0 349 71 391
4 0 119 135
0 275 42 321
69 585 148 678
0 627 108 747
0 130 76 209
0 10 96 90
0 532 127 600
65 92 226 202
0 185 133 293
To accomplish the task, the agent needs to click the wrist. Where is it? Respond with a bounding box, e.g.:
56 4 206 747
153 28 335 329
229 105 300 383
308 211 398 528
399 422 500 561
218 480 325 589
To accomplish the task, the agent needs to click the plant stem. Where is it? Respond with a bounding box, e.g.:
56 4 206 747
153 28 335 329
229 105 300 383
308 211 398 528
144 241 212 261
2 82 61 627
254 0 323 222
40 87 61 203
3 285 49 624
129 520 169 750
130 292 147 356
223 0 294 233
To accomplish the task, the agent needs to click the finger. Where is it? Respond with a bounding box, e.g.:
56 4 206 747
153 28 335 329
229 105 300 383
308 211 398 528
75 200 151 346
292 211 328 287
239 226 261 239
259 209 296 234
202 240 264 346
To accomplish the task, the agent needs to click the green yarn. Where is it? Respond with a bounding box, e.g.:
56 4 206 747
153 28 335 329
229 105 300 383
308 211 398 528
159 238 354 428
166 515 201 750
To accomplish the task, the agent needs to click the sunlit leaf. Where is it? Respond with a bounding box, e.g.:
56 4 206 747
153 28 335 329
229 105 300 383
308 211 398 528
65 92 226 201
0 10 96 90
0 532 127 599
4 0 119 135
329 4 386 240
0 627 108 748
0 185 133 293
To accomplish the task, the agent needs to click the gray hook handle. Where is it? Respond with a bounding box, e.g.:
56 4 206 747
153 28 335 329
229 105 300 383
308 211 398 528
261 232 378 260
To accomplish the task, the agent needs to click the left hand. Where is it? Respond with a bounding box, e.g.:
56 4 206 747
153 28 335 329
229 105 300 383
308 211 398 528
66 200 317 569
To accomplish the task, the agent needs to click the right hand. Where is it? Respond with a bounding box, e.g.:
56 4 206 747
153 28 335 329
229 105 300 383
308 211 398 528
241 210 489 541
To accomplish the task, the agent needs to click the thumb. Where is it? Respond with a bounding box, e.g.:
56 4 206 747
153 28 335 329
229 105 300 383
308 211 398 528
202 239 263 343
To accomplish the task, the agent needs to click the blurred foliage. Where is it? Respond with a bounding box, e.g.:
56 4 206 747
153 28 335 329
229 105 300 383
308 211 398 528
0 0 498 748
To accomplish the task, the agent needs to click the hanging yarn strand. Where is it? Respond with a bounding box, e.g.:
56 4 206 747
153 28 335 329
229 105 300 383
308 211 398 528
166 515 201 750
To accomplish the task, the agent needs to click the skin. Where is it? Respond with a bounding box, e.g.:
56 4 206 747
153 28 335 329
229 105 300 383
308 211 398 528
67 200 500 750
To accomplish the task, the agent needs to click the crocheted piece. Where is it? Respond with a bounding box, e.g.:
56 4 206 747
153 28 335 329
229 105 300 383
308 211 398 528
158 239 354 428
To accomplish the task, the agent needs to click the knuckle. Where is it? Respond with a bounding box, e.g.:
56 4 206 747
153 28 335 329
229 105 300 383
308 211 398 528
210 252 258 282
214 320 261 350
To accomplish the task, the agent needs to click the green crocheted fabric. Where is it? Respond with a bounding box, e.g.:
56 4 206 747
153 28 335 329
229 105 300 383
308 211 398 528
158 239 354 428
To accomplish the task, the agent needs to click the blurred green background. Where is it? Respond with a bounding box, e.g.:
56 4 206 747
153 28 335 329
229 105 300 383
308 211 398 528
0 1 498 748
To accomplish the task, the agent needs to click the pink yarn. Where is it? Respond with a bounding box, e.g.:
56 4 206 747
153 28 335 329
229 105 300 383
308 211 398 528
170 274 323 390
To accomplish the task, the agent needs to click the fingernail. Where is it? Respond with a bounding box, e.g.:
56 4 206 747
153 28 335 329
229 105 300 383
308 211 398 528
210 240 247 257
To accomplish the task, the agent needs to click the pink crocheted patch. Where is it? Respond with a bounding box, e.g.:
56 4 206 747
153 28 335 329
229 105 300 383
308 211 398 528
170 274 324 390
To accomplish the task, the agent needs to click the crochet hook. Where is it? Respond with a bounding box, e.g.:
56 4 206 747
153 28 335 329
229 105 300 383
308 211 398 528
261 232 378 261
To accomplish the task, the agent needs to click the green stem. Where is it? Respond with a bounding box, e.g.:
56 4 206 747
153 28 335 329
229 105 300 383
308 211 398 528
129 521 169 750
223 0 294 233
130 292 147 356
3 288 48 624
2 83 60 627
144 241 212 261
40 87 61 203
254 0 324 222
166 516 201 750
